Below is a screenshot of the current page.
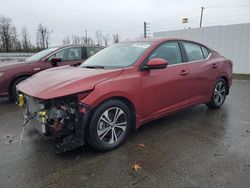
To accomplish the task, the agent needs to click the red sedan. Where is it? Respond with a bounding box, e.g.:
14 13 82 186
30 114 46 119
0 45 103 100
17 38 233 152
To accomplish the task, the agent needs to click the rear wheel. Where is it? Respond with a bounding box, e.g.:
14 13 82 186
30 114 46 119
10 76 29 102
86 99 132 151
207 78 227 109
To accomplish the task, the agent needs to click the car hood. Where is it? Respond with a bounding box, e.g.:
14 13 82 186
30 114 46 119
0 61 30 71
17 66 123 99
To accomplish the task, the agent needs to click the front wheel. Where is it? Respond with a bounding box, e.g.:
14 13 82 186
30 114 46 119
207 78 227 109
86 100 132 151
10 76 29 102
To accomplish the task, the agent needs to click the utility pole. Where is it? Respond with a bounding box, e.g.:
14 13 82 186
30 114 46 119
199 7 205 28
143 22 150 38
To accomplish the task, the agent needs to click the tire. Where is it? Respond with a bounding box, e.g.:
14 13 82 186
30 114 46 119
207 78 227 109
86 99 132 151
10 76 29 102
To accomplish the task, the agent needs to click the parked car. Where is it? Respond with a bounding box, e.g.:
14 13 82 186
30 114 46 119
0 45 103 100
17 38 233 153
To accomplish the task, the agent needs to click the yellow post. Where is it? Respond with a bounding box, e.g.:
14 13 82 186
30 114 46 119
19 94 24 108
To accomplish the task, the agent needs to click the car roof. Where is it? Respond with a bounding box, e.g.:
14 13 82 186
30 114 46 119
51 44 105 50
120 38 210 49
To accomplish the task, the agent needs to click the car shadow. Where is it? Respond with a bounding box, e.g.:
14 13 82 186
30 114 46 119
0 97 11 104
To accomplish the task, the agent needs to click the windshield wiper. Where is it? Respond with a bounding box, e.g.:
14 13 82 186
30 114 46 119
82 65 105 69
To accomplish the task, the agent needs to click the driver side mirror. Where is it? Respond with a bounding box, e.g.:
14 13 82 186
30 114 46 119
143 58 168 70
50 57 62 67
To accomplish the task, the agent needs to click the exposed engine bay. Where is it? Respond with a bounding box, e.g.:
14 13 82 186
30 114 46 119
19 94 89 153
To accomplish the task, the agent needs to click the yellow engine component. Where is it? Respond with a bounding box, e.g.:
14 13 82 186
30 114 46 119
19 94 25 108
39 111 47 124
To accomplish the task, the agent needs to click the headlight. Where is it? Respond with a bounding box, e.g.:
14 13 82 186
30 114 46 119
0 72 4 77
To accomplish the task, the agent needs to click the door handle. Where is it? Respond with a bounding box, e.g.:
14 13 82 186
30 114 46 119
179 70 189 76
212 63 218 68
33 67 41 71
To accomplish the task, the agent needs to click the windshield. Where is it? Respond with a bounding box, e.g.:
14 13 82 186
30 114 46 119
25 47 59 62
80 42 152 68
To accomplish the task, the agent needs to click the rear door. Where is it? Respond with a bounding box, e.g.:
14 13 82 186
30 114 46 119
181 42 214 103
140 41 190 119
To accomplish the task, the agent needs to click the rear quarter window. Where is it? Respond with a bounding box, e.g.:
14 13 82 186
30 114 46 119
183 42 204 61
201 46 210 58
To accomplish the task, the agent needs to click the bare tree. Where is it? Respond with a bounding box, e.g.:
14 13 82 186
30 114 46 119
62 35 71 45
0 16 13 52
80 36 85 44
36 23 51 49
95 31 103 46
10 26 21 51
88 37 95 45
21 26 31 52
103 34 109 46
84 36 95 45
71 35 81 44
0 38 3 51
62 34 96 46
113 33 120 43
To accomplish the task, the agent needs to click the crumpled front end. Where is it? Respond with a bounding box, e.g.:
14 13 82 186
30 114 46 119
18 93 90 153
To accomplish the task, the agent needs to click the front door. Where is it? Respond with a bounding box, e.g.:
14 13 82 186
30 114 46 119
140 41 190 119
45 47 84 68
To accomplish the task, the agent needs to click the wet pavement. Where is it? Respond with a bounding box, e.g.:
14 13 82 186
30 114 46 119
0 79 250 188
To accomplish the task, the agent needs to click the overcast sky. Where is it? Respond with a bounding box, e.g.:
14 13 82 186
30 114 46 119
1 0 250 46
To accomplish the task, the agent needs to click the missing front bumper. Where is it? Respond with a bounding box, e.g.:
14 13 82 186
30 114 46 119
18 94 91 153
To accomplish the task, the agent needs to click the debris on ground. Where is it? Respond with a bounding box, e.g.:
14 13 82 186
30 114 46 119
213 153 223 156
6 135 14 144
138 143 146 148
243 164 250 167
132 163 142 171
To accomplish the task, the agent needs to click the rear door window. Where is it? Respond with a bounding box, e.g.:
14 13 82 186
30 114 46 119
87 47 102 57
183 42 204 61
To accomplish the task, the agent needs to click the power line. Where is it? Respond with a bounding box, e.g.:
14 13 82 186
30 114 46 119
206 4 250 8
149 7 198 25
91 4 250 36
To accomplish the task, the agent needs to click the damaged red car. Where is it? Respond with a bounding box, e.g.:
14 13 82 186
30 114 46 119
17 38 233 152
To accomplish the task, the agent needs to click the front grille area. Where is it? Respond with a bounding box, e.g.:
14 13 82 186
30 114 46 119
25 96 47 134
20 94 87 152
26 96 42 114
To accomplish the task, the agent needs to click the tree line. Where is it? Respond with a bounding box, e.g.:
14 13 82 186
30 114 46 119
0 15 120 53
0 16 51 53
62 31 120 46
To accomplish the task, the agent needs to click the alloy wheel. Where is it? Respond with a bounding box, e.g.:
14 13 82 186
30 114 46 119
214 81 226 106
97 107 127 144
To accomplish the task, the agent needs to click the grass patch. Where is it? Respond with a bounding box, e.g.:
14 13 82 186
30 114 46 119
233 74 250 81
